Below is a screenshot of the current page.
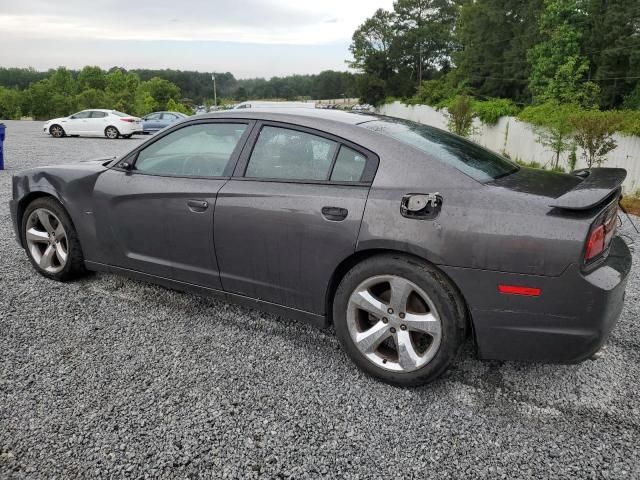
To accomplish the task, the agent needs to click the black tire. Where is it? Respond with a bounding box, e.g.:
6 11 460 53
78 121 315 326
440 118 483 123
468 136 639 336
49 124 65 138
105 126 120 139
333 253 466 386
122 134 133 139
21 197 87 281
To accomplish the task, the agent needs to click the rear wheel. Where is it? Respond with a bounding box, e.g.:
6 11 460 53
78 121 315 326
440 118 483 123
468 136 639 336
49 125 65 138
333 254 466 386
21 197 87 281
105 126 119 139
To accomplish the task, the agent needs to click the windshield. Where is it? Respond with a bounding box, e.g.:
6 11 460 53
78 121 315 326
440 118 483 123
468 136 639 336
362 118 519 182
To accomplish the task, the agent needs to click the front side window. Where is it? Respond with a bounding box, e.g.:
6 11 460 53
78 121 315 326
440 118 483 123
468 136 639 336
134 123 247 177
245 126 337 181
70 111 91 119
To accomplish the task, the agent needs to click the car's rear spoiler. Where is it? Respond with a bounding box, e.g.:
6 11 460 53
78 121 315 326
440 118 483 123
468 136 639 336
550 168 627 210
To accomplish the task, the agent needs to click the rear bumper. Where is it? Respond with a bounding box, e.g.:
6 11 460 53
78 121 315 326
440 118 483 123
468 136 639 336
442 236 632 363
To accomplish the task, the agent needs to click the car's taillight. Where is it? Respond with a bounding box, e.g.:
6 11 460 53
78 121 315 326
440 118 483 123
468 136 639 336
584 203 618 263
120 118 135 123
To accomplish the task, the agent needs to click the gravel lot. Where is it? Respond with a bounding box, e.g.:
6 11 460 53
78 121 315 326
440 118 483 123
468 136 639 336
1 120 639 479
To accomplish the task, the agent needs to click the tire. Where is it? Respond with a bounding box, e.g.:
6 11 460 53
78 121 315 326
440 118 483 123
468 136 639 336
105 126 120 139
122 134 133 139
333 253 466 386
21 197 87 281
49 124 65 138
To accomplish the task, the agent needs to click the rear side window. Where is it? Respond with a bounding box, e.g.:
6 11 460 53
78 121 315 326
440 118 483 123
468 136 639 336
90 111 107 118
245 126 337 181
135 123 247 177
331 146 367 182
362 119 518 182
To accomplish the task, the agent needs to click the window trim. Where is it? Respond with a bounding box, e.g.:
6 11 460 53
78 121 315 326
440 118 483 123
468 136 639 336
112 118 255 179
233 120 378 186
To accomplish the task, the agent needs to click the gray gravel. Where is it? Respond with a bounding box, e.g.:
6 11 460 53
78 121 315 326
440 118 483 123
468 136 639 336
1 120 639 479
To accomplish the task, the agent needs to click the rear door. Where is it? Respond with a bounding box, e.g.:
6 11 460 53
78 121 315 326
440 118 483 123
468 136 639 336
214 122 378 314
87 110 108 135
92 120 253 286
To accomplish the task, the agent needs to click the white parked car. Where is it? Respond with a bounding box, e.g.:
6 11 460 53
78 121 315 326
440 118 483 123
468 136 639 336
43 109 143 139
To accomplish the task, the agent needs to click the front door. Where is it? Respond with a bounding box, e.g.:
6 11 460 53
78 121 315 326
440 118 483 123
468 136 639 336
92 120 252 287
64 110 91 134
214 123 376 314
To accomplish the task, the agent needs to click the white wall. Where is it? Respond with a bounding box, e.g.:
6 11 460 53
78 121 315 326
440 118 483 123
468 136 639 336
378 101 640 193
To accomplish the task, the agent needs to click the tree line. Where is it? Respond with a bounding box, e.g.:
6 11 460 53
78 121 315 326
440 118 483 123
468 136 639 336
0 67 357 120
351 0 639 110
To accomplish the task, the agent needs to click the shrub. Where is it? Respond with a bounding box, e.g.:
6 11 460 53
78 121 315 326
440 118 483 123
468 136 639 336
446 95 475 137
473 98 520 125
569 110 622 168
410 77 468 109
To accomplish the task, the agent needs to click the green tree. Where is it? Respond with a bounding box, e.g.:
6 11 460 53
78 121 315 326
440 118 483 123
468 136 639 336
356 74 387 105
166 98 192 115
75 88 110 110
106 70 140 113
527 0 597 106
518 102 580 168
569 110 621 167
455 0 544 103
446 95 475 137
77 66 107 91
138 77 181 110
349 8 397 80
0 87 23 119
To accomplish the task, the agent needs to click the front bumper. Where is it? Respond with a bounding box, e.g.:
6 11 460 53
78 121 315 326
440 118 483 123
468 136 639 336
9 198 21 246
442 236 632 363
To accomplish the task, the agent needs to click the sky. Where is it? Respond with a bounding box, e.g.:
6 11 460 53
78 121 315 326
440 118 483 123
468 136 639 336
0 0 395 78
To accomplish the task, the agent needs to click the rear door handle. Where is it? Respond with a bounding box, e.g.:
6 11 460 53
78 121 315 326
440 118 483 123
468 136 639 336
321 206 348 221
187 199 209 212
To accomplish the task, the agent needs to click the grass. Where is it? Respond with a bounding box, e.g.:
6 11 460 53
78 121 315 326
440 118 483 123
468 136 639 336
621 195 640 216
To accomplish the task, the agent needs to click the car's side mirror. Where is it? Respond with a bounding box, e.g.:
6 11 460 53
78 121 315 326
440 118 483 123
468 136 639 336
119 161 133 171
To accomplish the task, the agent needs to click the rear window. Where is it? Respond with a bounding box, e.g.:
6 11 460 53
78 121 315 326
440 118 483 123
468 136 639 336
111 111 130 117
362 119 518 182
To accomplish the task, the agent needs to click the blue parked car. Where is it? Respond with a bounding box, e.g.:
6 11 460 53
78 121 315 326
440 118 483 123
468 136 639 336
141 111 188 134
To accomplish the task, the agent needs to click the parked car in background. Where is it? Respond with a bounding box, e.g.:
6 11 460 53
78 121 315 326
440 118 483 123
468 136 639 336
233 101 316 109
141 111 188 134
43 110 142 139
12 109 631 386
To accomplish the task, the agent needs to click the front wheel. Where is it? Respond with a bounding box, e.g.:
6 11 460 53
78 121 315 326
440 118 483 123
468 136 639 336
21 197 87 281
333 254 466 386
49 125 65 138
105 126 119 139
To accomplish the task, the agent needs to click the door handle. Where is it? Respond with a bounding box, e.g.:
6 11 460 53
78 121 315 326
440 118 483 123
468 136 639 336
187 199 209 212
321 206 348 221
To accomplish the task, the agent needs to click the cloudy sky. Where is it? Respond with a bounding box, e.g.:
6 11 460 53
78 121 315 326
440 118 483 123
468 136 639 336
0 0 395 78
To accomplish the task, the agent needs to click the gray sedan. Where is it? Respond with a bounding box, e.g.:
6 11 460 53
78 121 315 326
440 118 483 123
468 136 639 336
141 111 188 134
9 109 632 386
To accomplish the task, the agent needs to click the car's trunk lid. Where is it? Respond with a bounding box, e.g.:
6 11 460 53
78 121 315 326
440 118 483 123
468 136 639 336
489 167 626 211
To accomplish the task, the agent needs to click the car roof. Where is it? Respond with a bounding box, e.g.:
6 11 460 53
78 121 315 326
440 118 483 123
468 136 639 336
202 108 375 126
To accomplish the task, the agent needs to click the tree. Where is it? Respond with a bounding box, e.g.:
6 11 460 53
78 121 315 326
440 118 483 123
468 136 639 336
166 98 192 115
518 102 580 168
356 74 387 105
446 95 475 137
569 110 621 167
0 87 23 119
527 0 597 106
455 0 544 103
75 88 110 110
349 8 397 80
77 66 107 91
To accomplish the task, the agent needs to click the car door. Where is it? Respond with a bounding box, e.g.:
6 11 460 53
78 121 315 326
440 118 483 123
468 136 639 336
92 120 253 287
214 122 378 314
161 113 179 129
64 110 91 134
143 113 162 132
88 110 108 135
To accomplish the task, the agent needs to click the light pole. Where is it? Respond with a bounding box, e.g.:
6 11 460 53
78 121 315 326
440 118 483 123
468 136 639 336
211 73 217 109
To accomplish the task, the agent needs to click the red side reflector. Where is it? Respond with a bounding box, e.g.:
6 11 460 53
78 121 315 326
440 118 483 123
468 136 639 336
498 285 541 296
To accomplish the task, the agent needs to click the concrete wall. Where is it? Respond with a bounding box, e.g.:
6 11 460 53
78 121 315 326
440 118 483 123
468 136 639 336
378 101 640 193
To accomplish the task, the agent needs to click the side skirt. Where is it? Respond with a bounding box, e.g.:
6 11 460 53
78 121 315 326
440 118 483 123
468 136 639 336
85 261 329 329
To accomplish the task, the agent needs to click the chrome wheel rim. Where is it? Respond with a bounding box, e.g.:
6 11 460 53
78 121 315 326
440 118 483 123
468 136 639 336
50 126 62 137
347 275 442 373
106 127 118 139
25 208 68 274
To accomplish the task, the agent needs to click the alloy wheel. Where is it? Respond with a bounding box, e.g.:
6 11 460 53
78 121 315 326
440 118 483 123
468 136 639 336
25 208 68 274
50 125 63 138
105 127 118 139
346 275 442 372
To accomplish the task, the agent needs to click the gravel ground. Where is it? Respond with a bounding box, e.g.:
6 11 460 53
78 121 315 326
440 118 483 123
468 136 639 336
1 120 639 479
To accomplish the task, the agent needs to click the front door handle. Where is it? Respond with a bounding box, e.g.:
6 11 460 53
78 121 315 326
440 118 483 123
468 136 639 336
187 199 209 212
321 206 348 221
